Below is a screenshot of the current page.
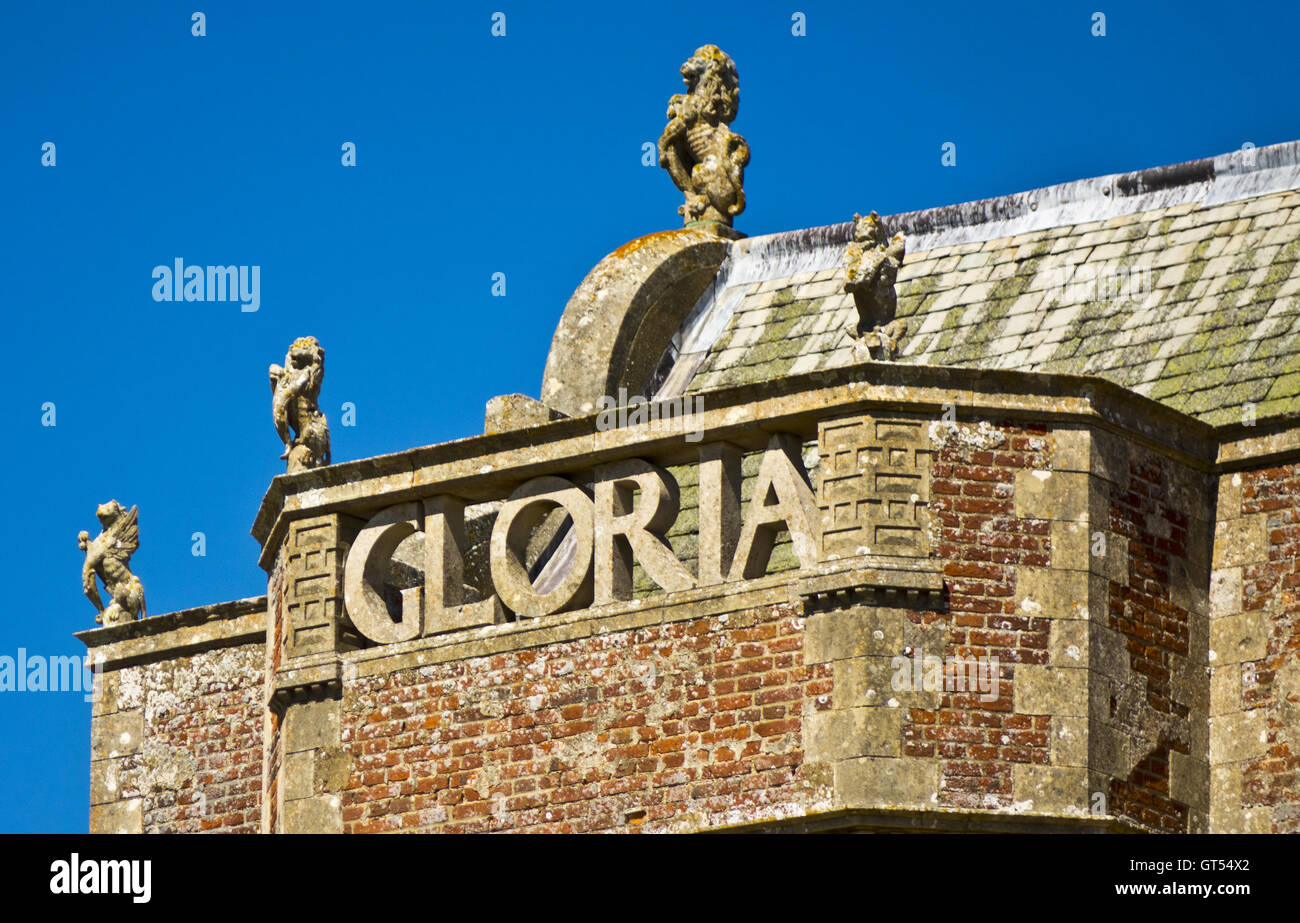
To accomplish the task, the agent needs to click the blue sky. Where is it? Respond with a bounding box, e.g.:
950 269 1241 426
1 0 1295 832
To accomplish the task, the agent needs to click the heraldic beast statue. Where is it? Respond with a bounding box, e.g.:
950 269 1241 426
658 44 750 229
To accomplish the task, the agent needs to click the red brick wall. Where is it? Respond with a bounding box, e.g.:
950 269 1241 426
1239 464 1300 833
927 421 1052 809
124 645 265 834
340 602 832 833
1104 453 1192 833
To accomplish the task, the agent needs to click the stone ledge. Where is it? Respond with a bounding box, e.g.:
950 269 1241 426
75 596 266 670
796 555 944 603
709 805 1141 834
272 658 343 712
252 362 1227 571
339 569 805 680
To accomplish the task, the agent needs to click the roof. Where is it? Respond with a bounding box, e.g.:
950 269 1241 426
654 140 1300 427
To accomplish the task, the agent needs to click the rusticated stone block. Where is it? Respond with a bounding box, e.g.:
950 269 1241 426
90 797 142 835
1015 666 1087 717
1209 611 1267 664
804 607 905 664
1012 765 1088 813
1013 567 1090 620
1049 716 1088 767
1209 709 1268 764
835 756 938 809
804 706 902 760
1212 514 1267 568
1014 469 1088 522
90 711 143 761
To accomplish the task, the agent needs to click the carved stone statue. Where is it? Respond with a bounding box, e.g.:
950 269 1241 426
270 336 331 473
80 500 146 626
658 44 750 229
844 211 908 359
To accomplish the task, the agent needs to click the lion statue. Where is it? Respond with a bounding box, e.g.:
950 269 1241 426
657 45 750 227
844 211 908 359
269 336 331 473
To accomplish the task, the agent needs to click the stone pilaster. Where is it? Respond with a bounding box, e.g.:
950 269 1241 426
267 512 364 833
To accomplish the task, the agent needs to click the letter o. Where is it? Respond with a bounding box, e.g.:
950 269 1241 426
490 476 593 618
343 502 423 643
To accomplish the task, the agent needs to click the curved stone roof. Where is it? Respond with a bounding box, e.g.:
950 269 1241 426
662 140 1300 428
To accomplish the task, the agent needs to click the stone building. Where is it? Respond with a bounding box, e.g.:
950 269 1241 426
79 50 1300 835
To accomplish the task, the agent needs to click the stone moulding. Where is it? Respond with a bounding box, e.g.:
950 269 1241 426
245 359 1230 675
74 596 265 671
796 556 945 608
253 362 1218 574
540 228 732 418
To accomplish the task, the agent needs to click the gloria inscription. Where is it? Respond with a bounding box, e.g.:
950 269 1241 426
341 435 822 644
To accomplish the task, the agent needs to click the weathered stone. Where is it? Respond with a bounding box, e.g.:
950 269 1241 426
843 211 907 358
1014 567 1089 620
1015 666 1087 717
484 394 562 435
283 698 339 754
836 756 937 809
1050 716 1088 768
1170 750 1210 813
270 336 330 473
804 706 902 760
1212 514 1268 568
1012 765 1088 813
283 794 343 834
1209 566 1243 617
1209 611 1268 664
90 797 142 835
91 711 143 760
79 501 146 626
804 608 904 664
1209 709 1268 763
1014 469 1088 522
658 45 748 228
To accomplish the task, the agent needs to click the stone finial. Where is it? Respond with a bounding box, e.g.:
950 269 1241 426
80 500 146 626
269 336 331 473
657 44 750 230
844 211 908 359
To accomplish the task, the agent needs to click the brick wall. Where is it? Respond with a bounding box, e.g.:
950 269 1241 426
928 420 1052 809
1104 454 1193 832
107 644 264 833
340 602 832 833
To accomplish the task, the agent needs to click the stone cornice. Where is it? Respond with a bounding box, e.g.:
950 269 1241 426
75 595 266 669
251 362 1232 572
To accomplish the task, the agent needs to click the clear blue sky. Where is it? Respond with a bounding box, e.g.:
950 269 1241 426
1 0 1294 832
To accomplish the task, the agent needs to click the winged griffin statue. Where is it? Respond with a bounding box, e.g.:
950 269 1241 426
80 500 146 626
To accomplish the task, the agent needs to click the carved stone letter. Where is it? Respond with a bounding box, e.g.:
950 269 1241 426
422 496 505 635
697 442 742 586
490 476 594 618
729 434 822 581
594 459 694 604
343 503 422 644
